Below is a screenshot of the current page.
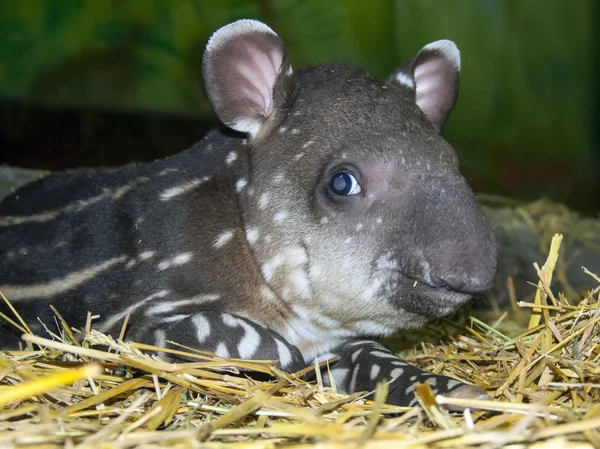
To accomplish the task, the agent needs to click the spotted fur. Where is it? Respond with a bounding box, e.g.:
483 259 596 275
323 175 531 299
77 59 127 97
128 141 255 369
0 20 497 406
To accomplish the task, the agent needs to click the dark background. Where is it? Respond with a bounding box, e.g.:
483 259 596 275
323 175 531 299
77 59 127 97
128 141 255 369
0 0 598 214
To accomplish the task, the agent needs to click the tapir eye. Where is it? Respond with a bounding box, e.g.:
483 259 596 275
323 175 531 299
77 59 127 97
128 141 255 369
329 172 362 196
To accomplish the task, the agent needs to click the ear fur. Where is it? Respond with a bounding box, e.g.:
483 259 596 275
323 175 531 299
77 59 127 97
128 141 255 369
387 40 460 132
202 20 295 137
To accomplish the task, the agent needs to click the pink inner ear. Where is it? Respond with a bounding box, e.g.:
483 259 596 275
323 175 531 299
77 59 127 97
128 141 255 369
414 57 449 127
233 45 283 118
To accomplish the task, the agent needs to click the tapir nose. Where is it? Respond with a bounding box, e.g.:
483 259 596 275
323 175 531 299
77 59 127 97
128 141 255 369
408 176 498 295
426 233 498 294
433 271 493 294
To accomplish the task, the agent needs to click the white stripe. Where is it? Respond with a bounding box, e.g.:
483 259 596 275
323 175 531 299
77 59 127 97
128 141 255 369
159 178 205 201
274 339 292 368
192 314 211 343
145 294 220 316
100 290 169 332
237 320 260 359
214 230 234 248
1 256 127 301
0 177 149 226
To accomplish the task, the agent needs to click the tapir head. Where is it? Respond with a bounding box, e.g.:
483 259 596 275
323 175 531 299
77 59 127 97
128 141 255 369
202 20 498 335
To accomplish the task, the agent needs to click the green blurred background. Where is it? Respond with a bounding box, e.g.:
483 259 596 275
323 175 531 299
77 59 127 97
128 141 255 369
0 0 598 213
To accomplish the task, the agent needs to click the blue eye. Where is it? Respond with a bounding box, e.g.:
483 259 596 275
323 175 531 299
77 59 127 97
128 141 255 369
329 172 362 196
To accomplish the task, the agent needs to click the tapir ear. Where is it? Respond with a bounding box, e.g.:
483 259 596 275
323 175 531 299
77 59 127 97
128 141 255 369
202 19 295 138
386 40 460 132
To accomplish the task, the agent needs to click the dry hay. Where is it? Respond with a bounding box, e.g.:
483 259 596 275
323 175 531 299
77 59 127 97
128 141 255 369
1 233 599 448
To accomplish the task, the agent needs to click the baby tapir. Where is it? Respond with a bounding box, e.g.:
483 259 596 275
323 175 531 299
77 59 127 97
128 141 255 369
0 20 497 406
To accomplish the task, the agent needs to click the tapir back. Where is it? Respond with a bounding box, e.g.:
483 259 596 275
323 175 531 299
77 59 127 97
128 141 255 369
0 129 257 345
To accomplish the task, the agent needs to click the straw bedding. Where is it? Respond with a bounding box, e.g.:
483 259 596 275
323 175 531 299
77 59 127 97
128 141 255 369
1 232 599 448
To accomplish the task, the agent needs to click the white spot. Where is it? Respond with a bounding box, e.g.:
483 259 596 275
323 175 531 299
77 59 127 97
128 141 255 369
159 179 204 201
192 314 211 343
258 193 270 210
278 126 287 134
274 339 292 368
139 251 155 260
420 258 433 284
370 350 398 359
376 217 383 224
273 211 288 222
319 217 329 225
349 364 361 393
351 349 363 363
291 128 300 135
390 367 404 379
355 223 363 231
214 230 234 248
145 302 174 315
261 285 277 302
154 329 166 347
261 261 277 283
237 320 260 359
348 340 371 347
215 342 230 358
245 227 260 245
293 152 305 161
301 140 314 149
233 113 262 135
222 313 239 327
226 151 238 164
344 237 352 244
160 314 191 323
125 260 137 269
395 71 415 89
235 178 247 192
370 364 381 380
284 246 309 266
157 252 193 270
261 246 308 285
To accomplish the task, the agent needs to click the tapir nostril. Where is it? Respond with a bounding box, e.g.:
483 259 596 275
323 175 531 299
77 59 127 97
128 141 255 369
435 272 492 294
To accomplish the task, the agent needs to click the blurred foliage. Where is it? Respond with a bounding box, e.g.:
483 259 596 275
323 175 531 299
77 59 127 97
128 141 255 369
0 0 596 210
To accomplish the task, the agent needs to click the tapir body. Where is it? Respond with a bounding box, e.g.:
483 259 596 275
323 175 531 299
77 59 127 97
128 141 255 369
0 20 497 406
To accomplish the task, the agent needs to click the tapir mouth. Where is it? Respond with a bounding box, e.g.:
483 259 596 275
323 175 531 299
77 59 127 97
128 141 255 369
404 282 472 318
384 270 473 319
